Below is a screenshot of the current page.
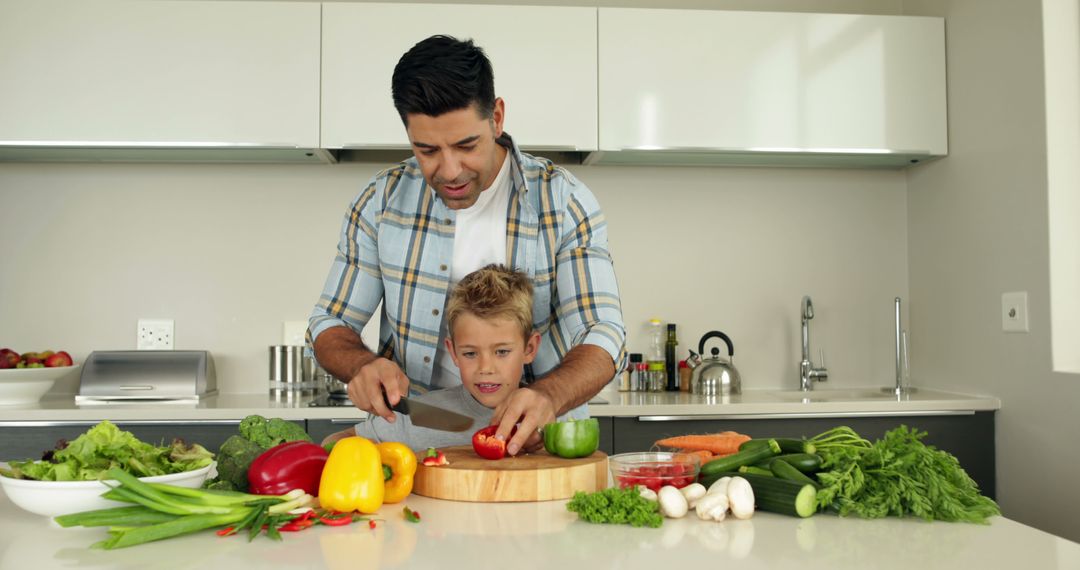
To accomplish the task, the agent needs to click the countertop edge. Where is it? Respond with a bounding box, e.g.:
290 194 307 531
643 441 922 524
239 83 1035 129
0 389 1002 422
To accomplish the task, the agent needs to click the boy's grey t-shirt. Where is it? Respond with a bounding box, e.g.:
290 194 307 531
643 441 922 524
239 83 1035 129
353 385 492 452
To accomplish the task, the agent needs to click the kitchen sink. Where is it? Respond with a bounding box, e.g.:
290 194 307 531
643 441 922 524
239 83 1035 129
770 388 898 403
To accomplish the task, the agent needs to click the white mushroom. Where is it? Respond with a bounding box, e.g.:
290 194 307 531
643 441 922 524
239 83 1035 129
727 476 756 520
638 485 658 502
694 491 729 521
706 476 732 496
658 485 689 518
679 483 707 509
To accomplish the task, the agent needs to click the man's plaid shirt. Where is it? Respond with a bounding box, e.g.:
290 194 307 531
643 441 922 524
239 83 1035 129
310 134 626 405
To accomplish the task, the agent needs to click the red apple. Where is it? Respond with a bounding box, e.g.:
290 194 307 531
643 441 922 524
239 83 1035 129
44 351 73 368
0 348 19 369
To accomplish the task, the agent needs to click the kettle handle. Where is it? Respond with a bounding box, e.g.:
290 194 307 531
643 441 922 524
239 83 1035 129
698 331 735 358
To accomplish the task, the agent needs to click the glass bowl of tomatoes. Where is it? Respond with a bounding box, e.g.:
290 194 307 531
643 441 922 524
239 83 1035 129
609 451 701 492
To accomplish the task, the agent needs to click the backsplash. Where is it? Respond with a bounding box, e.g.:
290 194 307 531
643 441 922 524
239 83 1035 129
0 161 907 394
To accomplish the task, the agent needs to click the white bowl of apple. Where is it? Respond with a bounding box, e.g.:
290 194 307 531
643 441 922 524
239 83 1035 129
0 349 80 405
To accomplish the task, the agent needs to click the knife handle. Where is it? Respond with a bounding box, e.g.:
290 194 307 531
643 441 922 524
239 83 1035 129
383 391 408 415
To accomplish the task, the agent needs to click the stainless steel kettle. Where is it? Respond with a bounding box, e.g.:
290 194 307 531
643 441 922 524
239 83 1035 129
688 331 742 396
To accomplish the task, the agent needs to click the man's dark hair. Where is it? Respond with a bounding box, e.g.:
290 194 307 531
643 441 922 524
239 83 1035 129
391 35 496 125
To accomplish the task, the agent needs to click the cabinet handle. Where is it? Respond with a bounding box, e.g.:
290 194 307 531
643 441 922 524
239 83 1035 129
0 140 308 149
608 145 931 155
0 420 242 427
636 409 975 421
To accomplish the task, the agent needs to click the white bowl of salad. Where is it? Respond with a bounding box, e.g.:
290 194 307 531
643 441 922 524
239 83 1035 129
0 462 214 517
0 420 216 517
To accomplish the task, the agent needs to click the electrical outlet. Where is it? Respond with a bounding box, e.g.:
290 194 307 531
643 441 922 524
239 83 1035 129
137 318 175 350
1001 292 1029 333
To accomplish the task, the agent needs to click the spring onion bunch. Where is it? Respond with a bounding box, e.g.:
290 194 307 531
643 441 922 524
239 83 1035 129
54 468 316 549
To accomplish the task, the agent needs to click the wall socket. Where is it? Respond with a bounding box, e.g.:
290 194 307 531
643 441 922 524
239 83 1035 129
137 318 175 350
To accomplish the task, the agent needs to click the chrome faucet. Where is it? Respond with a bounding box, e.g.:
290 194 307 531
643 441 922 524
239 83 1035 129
799 296 829 391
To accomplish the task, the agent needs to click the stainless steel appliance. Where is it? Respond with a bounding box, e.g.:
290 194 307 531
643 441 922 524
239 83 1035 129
75 350 216 404
687 331 742 396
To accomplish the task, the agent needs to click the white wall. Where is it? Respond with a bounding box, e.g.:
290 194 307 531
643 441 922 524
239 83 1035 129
904 0 1080 543
0 160 908 395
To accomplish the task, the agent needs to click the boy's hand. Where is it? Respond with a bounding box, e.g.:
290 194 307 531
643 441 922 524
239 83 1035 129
347 357 411 422
491 388 556 456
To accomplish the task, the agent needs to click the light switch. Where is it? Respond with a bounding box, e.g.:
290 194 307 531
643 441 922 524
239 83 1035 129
1002 291 1030 333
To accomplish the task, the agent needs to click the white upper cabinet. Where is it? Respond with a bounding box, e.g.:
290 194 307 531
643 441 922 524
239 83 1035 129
321 3 598 151
594 9 947 167
0 1 322 155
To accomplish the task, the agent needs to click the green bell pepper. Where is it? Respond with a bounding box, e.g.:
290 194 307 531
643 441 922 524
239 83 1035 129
542 418 600 458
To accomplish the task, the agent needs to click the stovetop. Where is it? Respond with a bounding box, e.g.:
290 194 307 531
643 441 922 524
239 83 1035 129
307 393 352 407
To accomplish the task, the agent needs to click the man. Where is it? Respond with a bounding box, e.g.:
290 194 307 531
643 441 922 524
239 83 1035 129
309 35 625 456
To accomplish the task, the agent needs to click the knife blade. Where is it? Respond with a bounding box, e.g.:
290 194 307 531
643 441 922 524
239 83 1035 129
385 394 475 432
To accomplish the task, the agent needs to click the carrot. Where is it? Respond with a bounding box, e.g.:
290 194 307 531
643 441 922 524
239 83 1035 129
654 431 751 456
681 449 715 463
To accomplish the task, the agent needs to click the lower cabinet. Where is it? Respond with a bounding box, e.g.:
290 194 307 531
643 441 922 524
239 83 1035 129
0 420 259 460
307 418 617 456
305 419 361 447
609 412 996 499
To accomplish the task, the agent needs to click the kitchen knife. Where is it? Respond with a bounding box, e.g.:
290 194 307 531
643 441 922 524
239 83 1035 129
384 393 475 432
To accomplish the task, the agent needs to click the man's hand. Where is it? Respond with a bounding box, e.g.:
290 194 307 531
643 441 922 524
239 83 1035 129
346 357 411 422
490 388 557 456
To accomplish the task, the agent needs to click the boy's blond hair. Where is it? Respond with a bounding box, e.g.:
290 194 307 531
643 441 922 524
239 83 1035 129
446 264 534 340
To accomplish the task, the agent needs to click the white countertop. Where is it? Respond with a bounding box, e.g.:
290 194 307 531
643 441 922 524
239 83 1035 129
0 488 1075 570
0 387 1000 422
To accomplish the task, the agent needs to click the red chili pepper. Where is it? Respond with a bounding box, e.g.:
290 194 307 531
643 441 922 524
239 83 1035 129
318 512 355 526
216 526 236 537
421 448 449 466
472 425 516 460
368 519 377 529
247 441 330 496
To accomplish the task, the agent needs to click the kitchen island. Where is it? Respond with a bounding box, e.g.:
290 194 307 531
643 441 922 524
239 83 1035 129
0 487 1076 570
0 386 1001 422
0 387 1003 496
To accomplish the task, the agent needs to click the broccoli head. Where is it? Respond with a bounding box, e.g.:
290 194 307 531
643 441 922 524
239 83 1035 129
266 418 311 445
238 415 310 448
211 434 266 492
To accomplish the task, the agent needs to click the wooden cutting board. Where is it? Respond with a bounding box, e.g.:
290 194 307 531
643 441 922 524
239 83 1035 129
412 446 608 502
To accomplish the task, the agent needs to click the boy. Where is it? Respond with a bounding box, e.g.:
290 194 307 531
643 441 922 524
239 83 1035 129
322 264 540 452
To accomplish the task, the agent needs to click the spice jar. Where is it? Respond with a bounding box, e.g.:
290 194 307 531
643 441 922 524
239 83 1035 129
679 360 692 392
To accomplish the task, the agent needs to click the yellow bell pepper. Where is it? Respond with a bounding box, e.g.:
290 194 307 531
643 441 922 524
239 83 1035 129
376 442 417 504
318 436 384 514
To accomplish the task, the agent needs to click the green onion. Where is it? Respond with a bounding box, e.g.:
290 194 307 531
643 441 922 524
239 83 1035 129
57 467 315 550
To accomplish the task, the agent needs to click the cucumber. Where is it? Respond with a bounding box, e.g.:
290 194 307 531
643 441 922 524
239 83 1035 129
739 438 816 455
714 472 817 518
772 453 823 473
753 453 821 472
699 439 781 477
738 465 774 477
769 457 820 488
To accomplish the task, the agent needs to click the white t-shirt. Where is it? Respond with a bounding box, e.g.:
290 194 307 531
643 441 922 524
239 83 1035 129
429 151 512 388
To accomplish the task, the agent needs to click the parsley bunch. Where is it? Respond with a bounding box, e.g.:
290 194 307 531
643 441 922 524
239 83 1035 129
813 425 1000 524
566 487 663 528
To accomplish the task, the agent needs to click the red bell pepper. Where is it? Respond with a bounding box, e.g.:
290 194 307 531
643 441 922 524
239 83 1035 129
247 440 329 495
471 425 517 460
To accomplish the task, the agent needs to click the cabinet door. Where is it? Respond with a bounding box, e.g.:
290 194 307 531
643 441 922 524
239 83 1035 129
0 420 248 461
0 1 320 147
309 418 613 455
321 3 598 151
612 413 995 498
598 9 946 160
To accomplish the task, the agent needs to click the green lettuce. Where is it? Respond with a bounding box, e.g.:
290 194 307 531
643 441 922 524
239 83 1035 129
3 420 214 481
